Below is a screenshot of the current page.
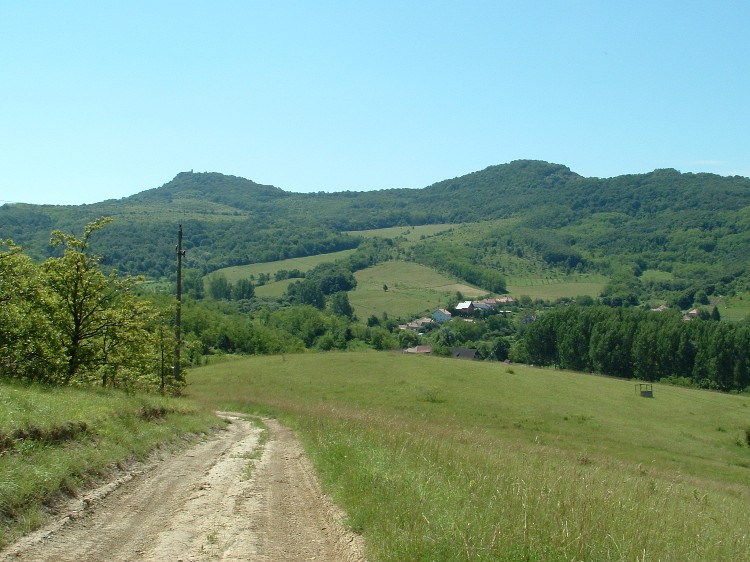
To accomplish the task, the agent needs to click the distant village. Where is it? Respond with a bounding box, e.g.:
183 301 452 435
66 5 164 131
399 296 516 359
399 296 712 359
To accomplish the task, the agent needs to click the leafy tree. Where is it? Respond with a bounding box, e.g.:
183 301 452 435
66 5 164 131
398 329 420 349
232 278 255 300
306 262 357 295
42 218 158 385
329 291 354 319
369 326 398 350
0 240 64 382
208 274 233 300
267 305 327 347
182 269 205 299
286 279 325 309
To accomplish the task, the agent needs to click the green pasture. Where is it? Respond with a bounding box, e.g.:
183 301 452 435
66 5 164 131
253 278 294 298
207 249 357 284
716 292 750 322
507 273 608 301
188 352 750 561
350 261 487 320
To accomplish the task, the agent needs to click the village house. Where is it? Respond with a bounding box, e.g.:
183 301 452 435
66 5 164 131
451 347 479 360
398 317 433 331
404 345 433 354
683 308 700 321
472 301 493 314
432 308 452 323
454 301 475 315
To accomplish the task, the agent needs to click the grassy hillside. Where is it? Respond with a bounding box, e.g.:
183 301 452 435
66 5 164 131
714 291 750 322
188 352 750 561
506 273 609 301
207 249 357 284
349 261 487 319
3 161 750 307
0 383 217 548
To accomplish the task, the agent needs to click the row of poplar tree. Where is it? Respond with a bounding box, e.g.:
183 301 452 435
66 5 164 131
517 305 750 392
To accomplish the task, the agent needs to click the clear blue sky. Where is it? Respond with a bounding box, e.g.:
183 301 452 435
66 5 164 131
2 1 749 205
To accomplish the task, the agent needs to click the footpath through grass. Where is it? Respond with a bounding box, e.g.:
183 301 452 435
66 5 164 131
0 383 217 548
189 352 750 562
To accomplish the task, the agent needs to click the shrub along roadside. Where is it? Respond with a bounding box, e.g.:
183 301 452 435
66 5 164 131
0 382 218 548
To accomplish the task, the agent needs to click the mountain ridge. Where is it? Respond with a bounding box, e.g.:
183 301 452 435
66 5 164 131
2 160 749 292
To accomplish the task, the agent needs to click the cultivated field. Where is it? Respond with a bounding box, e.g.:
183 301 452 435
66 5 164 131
189 352 750 561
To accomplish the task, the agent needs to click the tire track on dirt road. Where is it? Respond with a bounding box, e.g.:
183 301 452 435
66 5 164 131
0 414 366 562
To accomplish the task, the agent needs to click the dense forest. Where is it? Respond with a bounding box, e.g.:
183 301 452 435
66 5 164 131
515 305 750 391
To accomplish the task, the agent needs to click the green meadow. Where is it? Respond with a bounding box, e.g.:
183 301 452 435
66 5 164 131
350 261 487 319
716 292 750 322
253 278 294 298
208 249 358 284
188 352 750 561
506 273 609 301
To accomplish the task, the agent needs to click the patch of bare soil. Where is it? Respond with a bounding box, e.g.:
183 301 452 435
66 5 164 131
0 414 366 562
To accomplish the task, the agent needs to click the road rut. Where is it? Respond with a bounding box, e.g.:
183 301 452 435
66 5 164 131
0 414 366 562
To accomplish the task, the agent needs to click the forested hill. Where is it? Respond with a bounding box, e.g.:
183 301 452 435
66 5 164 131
130 171 290 209
2 160 750 285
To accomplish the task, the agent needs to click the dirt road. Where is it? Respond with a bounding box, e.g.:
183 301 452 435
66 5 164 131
0 414 366 562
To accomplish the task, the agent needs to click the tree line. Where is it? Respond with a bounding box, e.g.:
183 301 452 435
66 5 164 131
514 305 750 392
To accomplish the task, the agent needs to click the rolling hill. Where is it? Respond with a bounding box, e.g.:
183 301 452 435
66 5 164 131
2 160 749 302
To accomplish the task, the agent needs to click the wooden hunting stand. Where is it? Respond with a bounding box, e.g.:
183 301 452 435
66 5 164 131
635 383 653 398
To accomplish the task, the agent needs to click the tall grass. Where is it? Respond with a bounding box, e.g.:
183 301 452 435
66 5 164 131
0 382 217 547
189 352 750 561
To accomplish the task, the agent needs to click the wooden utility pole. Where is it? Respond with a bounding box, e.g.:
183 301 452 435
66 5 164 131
174 224 186 380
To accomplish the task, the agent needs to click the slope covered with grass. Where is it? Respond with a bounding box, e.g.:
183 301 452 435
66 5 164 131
189 352 750 561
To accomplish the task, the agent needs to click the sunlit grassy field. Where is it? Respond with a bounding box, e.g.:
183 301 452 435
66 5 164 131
253 278 294 298
189 352 750 561
207 249 357 284
350 261 487 320
507 273 608 301
716 291 750 322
